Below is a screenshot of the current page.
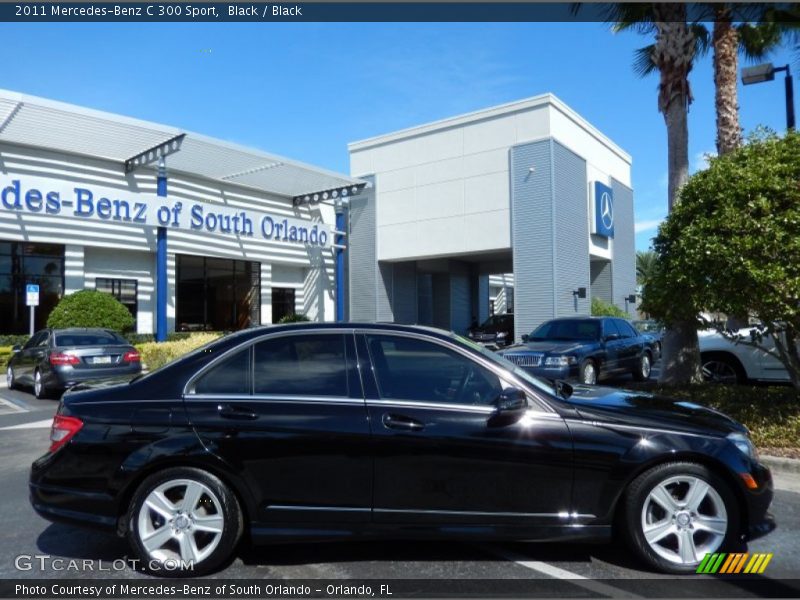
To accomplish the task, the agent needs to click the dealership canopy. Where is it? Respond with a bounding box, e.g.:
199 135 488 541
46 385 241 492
0 89 363 201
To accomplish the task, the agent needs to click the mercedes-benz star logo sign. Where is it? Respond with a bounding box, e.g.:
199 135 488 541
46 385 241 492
600 191 614 230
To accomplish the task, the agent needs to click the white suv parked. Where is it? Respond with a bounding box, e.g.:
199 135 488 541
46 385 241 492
698 328 791 384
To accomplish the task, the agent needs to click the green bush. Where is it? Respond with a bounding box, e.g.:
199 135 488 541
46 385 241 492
124 332 206 345
625 383 800 449
137 332 222 371
591 296 628 318
0 334 31 347
0 345 13 370
278 313 311 324
47 290 134 332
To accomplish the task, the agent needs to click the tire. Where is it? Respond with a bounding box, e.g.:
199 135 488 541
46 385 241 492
127 467 243 577
700 353 745 385
579 359 598 385
33 369 50 400
632 351 652 382
7 365 17 390
623 462 740 574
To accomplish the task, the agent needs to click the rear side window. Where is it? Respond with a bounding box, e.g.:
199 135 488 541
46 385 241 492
604 320 622 338
253 334 348 397
55 332 119 346
194 349 251 394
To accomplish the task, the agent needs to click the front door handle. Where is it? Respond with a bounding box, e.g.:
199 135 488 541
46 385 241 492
382 413 424 431
217 403 258 420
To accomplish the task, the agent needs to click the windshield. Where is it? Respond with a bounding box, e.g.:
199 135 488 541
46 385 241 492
528 319 600 342
633 320 662 333
451 333 557 396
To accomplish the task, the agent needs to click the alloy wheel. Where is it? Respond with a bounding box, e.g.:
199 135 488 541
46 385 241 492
582 363 596 385
640 475 728 566
136 478 225 566
34 371 42 398
6 366 13 389
701 360 738 385
641 355 651 379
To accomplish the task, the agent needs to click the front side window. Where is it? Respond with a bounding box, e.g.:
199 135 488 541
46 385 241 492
366 334 503 406
253 334 348 397
193 349 251 395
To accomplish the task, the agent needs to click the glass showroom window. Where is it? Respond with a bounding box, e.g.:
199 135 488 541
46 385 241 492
0 242 64 334
271 288 296 323
175 255 261 332
96 278 138 328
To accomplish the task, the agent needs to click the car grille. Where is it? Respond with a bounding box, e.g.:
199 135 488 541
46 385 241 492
504 353 543 367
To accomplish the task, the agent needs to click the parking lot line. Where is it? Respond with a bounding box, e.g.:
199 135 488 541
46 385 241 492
0 396 25 414
485 545 642 598
0 418 52 430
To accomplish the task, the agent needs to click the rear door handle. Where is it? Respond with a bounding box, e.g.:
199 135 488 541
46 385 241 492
217 403 258 420
382 413 424 431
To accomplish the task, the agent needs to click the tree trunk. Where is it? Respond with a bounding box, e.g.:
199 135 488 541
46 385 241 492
713 6 742 156
652 7 703 385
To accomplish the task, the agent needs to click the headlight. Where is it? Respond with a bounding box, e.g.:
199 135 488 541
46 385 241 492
496 332 507 338
727 432 758 459
544 355 578 368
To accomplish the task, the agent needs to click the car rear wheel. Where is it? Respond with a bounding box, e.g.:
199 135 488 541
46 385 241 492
33 369 50 399
623 462 739 574
127 467 243 577
701 353 744 385
632 352 652 381
579 360 597 385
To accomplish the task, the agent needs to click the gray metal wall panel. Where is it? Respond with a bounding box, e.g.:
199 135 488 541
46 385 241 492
377 262 394 321
611 179 636 316
552 142 591 317
590 261 613 303
347 175 377 321
511 140 555 342
431 273 451 330
417 273 433 326
391 261 418 324
449 261 471 335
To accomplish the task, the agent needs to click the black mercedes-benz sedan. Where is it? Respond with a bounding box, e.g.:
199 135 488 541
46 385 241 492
30 323 774 576
8 328 141 399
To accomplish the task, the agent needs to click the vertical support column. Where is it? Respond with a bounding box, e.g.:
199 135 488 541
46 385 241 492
155 160 168 342
334 203 346 322
260 263 272 324
64 245 85 294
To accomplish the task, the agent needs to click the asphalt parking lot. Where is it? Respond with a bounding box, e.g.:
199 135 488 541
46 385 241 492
1 378 799 598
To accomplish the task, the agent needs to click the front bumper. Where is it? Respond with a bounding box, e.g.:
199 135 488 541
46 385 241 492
742 460 775 541
519 364 580 381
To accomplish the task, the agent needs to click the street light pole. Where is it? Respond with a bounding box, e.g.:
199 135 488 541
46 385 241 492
779 65 796 130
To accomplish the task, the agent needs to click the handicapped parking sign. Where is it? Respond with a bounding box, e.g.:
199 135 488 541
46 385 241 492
26 283 39 307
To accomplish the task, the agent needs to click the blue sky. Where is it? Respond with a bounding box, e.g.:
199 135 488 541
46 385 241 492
0 22 793 250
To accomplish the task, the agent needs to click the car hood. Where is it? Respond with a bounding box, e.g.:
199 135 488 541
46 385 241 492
564 384 746 436
502 340 595 354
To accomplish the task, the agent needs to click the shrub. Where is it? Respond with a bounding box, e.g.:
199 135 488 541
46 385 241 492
124 332 205 345
0 345 13 370
0 334 31 347
591 296 628 318
278 313 311 323
137 332 222 371
47 290 134 332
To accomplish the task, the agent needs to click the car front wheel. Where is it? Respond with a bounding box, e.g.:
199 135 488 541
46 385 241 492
579 359 597 385
632 352 652 381
128 467 243 577
623 462 739 574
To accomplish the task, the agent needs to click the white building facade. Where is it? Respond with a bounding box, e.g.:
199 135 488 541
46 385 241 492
347 94 635 341
0 90 359 336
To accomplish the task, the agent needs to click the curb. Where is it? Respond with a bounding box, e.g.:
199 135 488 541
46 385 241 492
761 455 800 476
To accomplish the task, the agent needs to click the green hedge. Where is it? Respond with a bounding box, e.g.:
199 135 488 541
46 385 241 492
124 332 218 345
625 383 799 448
591 296 629 318
0 335 31 347
0 345 12 370
136 332 222 371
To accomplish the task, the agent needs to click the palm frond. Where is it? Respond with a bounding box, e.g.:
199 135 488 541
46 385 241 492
738 22 784 61
633 45 658 77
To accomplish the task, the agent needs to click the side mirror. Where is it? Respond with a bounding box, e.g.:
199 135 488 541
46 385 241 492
489 387 528 427
604 333 620 342
11 345 21 354
521 334 530 343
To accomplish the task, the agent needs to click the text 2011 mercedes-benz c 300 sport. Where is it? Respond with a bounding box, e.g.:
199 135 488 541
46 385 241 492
30 323 775 576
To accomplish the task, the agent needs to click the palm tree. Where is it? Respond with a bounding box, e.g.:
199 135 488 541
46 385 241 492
636 250 658 288
609 4 704 384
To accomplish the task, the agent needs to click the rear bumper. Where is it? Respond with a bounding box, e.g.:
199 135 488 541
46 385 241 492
29 481 118 533
46 365 141 389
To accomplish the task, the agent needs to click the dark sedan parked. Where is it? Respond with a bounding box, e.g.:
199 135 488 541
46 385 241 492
467 313 514 347
499 317 653 384
31 323 773 576
7 328 141 399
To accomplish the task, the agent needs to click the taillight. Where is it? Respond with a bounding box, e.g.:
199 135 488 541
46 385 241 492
50 353 81 366
123 350 140 363
49 415 83 453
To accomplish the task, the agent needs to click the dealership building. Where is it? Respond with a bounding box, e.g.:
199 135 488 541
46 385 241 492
0 89 362 337
347 94 635 341
0 90 634 340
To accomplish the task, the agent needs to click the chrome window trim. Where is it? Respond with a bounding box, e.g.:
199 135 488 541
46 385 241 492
188 393 365 406
356 328 556 415
266 505 370 512
366 399 495 414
